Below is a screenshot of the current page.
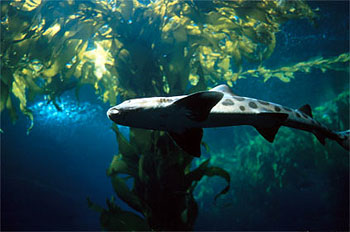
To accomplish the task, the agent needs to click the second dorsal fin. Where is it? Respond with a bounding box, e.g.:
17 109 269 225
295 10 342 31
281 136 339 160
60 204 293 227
298 104 313 118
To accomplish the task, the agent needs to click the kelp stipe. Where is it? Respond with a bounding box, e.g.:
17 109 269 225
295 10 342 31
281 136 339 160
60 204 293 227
88 125 230 230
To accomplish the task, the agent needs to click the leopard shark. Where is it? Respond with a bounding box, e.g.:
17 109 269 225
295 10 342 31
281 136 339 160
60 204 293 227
107 84 349 157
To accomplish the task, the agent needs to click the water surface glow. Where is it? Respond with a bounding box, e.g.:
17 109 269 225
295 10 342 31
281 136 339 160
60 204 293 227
29 96 104 127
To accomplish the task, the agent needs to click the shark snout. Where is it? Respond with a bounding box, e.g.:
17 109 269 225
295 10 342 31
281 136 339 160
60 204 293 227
107 107 120 119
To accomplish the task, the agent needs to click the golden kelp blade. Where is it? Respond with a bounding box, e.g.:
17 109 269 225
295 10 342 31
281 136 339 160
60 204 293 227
11 0 42 11
239 53 350 82
0 0 346 132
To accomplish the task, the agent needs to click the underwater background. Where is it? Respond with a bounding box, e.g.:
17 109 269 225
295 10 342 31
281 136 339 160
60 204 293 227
1 0 349 231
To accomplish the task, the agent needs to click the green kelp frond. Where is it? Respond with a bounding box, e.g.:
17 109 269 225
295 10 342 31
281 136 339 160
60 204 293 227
88 196 150 231
154 0 318 88
92 124 231 230
239 53 350 82
313 91 350 130
1 0 120 129
1 0 328 129
185 159 230 202
2 0 347 129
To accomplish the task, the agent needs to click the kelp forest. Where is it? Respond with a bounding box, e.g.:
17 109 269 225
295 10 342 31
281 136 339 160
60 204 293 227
1 0 349 230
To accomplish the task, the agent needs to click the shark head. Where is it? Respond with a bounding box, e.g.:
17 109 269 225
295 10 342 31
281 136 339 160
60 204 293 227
107 97 176 129
107 91 224 157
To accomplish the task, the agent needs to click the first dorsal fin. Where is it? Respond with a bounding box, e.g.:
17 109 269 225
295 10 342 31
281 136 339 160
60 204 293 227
210 84 236 96
173 91 223 122
298 104 313 118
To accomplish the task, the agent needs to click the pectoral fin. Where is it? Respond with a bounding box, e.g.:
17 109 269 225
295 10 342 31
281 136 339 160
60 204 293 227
169 128 203 157
173 91 223 121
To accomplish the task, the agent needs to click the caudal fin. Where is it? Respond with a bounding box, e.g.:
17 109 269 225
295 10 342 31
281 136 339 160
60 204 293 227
336 130 350 151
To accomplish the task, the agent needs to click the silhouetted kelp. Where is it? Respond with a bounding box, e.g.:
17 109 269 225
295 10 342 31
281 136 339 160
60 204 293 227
88 125 230 230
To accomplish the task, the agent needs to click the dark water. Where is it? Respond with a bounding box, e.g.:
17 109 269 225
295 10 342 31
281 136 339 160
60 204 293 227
1 1 349 231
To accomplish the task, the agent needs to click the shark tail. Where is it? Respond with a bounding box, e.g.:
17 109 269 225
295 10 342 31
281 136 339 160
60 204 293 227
335 130 350 151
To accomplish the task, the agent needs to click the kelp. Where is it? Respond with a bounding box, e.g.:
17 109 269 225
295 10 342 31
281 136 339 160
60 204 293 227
2 0 344 129
89 124 230 231
185 159 230 202
87 196 150 231
1 0 348 230
239 53 350 83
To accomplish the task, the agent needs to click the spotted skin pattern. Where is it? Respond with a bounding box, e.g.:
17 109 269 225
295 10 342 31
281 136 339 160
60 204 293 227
214 93 317 128
205 86 348 149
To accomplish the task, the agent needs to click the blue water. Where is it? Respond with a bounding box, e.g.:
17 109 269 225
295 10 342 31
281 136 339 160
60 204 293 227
2 86 112 230
1 1 349 231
